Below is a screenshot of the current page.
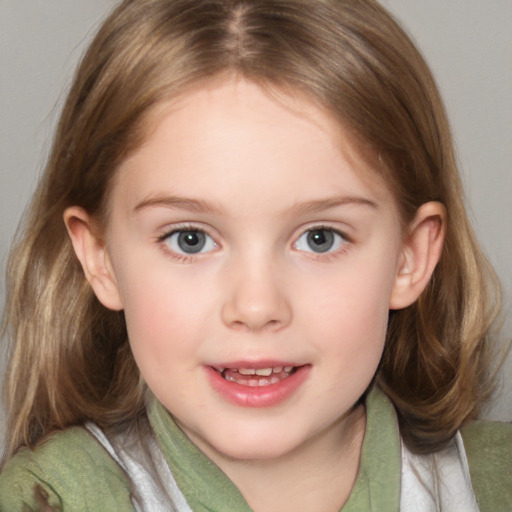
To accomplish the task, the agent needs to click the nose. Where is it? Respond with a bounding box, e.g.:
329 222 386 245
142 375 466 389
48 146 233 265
221 256 292 332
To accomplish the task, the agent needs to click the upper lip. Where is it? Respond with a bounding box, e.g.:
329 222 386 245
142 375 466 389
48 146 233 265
210 361 305 370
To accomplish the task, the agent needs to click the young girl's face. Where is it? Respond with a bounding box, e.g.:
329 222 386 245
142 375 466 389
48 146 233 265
94 78 408 462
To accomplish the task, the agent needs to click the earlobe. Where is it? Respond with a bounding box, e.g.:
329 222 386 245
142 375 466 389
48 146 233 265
389 201 446 310
64 206 124 311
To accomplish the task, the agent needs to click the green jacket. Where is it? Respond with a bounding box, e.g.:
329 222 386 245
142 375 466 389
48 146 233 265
1 388 511 511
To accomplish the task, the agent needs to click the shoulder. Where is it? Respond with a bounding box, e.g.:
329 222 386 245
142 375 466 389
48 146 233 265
0 426 134 511
461 419 512 512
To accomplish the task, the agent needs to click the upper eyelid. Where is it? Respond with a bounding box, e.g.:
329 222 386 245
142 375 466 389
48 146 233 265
156 224 219 254
293 223 350 241
157 222 217 239
294 226 347 243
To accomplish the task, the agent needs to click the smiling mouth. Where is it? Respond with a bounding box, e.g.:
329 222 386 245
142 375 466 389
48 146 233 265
215 366 298 387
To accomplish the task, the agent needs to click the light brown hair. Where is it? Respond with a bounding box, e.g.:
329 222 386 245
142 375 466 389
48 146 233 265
2 0 501 461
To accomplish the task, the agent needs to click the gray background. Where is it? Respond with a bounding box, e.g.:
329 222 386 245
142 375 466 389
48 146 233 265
1 1 511 447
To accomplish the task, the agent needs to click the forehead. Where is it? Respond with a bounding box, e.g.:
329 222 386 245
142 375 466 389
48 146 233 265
109 78 394 216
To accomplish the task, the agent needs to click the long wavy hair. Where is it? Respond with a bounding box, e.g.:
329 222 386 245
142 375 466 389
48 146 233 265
2 0 501 461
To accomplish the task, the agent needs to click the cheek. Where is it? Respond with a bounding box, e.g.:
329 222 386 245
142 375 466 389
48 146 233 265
298 253 398 368
304 261 395 331
115 262 202 365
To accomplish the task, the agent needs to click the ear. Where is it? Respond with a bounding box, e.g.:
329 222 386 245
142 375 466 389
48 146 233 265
64 206 124 311
389 201 446 310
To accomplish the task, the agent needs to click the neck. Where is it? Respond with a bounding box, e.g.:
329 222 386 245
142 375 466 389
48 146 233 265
196 404 366 512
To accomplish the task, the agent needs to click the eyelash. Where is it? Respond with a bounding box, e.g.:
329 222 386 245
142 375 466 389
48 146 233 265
157 224 218 263
292 225 351 261
156 224 351 263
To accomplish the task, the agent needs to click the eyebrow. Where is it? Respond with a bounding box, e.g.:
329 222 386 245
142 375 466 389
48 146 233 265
134 194 378 215
289 196 378 216
134 195 223 214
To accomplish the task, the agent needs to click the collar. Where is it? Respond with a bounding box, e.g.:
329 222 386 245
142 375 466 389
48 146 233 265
147 386 401 511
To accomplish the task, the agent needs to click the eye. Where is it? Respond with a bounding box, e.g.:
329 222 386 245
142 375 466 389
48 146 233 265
294 228 346 254
164 229 217 255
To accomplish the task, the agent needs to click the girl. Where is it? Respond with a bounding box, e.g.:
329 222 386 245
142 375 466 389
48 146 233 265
1 0 510 510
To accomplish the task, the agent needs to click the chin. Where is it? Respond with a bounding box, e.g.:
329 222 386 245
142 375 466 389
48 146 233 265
199 430 304 463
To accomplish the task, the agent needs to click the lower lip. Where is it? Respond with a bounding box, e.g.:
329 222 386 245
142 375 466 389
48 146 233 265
205 365 311 408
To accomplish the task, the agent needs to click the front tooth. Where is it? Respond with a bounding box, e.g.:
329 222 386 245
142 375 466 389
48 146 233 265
255 368 272 377
239 368 256 375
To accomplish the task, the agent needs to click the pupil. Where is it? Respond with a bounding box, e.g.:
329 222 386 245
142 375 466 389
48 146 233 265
307 229 334 253
178 231 205 254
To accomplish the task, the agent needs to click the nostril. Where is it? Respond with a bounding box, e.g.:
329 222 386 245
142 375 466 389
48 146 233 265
230 320 248 331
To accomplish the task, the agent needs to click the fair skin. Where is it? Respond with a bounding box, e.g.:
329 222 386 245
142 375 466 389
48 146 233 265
65 78 445 512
